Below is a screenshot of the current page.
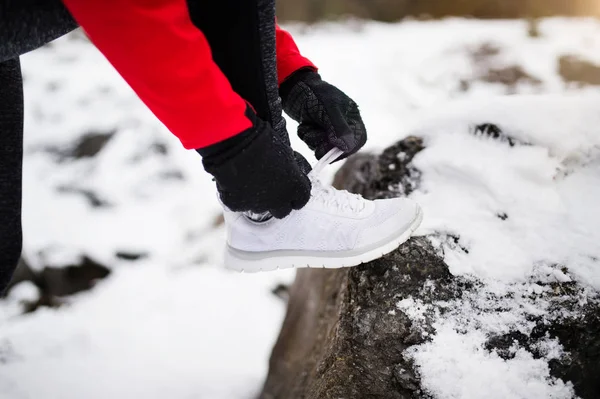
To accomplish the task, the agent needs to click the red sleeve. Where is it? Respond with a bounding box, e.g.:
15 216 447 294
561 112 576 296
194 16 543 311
276 24 317 85
61 0 252 150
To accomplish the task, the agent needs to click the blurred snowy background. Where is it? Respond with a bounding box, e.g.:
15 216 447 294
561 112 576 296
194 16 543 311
1 13 600 399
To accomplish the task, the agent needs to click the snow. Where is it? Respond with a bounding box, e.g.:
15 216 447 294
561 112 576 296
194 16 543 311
2 17 600 399
3 29 296 399
0 265 292 399
411 324 573 399
396 94 600 399
396 93 600 398
407 94 600 286
400 272 592 398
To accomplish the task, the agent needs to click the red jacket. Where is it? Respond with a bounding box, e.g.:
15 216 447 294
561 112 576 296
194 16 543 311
61 0 316 149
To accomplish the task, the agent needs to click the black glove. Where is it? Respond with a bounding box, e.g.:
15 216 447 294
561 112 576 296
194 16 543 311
197 108 311 219
280 69 367 160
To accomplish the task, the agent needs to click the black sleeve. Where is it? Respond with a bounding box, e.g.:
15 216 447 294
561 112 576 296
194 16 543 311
0 0 77 62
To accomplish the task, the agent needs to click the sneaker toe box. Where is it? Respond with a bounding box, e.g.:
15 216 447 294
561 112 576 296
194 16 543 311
354 197 421 250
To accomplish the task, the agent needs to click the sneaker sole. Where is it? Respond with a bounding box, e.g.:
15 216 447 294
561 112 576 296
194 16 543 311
224 205 424 273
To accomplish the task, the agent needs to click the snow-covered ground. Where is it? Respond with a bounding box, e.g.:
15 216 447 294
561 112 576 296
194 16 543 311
2 18 600 399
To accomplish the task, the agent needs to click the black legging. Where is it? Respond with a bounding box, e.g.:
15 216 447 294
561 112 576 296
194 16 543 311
0 0 288 293
0 0 77 292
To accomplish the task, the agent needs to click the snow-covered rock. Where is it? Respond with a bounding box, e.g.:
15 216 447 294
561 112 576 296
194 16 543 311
262 96 600 399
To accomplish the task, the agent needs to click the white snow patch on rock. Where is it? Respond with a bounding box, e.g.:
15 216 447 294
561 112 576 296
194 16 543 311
399 95 600 399
408 95 600 289
409 323 574 399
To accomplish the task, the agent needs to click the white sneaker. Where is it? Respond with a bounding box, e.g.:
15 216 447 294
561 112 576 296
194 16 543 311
223 149 423 272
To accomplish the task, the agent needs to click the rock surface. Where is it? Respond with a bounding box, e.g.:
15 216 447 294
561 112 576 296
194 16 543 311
260 137 600 399
5 255 110 312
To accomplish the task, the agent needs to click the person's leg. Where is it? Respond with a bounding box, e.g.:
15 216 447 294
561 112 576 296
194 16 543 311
0 0 77 63
0 58 24 294
0 0 77 293
186 0 288 146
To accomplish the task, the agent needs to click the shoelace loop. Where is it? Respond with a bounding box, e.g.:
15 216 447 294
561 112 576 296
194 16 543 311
308 148 366 213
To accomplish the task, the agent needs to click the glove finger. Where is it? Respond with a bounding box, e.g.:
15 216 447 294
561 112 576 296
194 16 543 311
299 122 347 160
270 206 292 219
293 151 313 174
272 166 311 218
327 102 367 156
298 123 334 160
299 104 366 159
290 179 312 210
345 102 367 151
298 122 326 153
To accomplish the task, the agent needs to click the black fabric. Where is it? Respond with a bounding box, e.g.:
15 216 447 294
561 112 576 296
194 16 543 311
0 0 75 294
186 0 289 145
0 0 77 63
199 125 311 175
188 0 311 216
198 108 310 219
280 69 368 160
0 58 24 294
197 119 256 160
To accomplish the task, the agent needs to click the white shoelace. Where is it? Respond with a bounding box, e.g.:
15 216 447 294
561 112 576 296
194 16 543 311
308 148 366 213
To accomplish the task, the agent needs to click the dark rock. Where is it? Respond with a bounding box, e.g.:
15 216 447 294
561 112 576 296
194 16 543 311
332 136 424 199
497 212 509 221
546 308 600 399
393 364 420 393
465 43 543 94
115 251 149 262
471 123 529 147
70 131 115 159
479 65 542 89
39 130 115 161
484 299 600 399
261 137 600 399
38 256 110 297
485 330 532 360
559 55 600 86
56 185 112 208
5 255 110 313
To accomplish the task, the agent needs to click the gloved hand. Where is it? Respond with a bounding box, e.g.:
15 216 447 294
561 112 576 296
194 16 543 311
197 108 311 219
280 69 367 160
